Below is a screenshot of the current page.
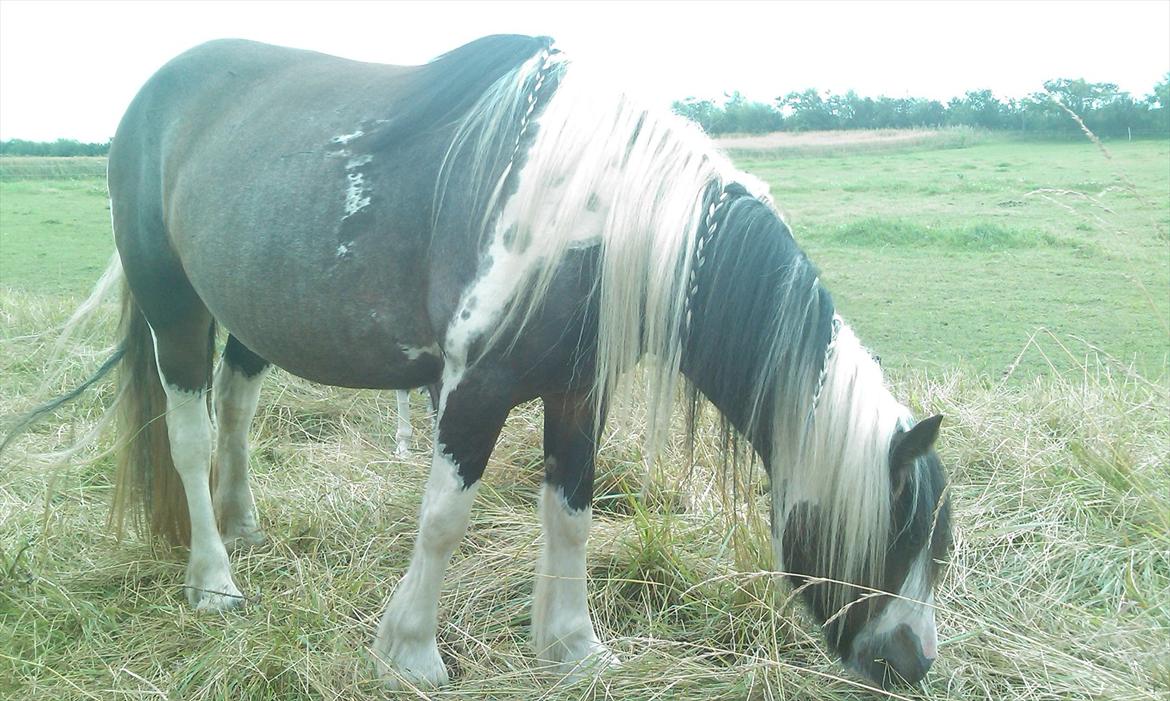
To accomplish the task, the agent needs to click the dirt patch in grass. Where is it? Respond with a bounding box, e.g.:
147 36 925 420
0 156 107 181
714 128 984 157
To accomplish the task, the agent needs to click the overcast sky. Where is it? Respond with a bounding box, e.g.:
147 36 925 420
1 0 1168 142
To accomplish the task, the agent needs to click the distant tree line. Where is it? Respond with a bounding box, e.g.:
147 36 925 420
0 138 110 156
3 76 1167 151
673 76 1170 137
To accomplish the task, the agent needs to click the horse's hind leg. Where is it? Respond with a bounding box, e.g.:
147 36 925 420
151 312 244 610
373 378 511 689
533 391 618 676
213 335 270 551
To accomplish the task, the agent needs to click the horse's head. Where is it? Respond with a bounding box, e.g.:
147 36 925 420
666 183 953 687
777 413 952 688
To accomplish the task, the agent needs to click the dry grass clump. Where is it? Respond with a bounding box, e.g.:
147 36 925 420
1 290 1166 700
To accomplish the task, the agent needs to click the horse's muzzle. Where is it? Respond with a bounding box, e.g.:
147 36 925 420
848 622 935 688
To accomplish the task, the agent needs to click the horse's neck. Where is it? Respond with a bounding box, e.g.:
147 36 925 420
683 356 776 464
676 198 834 467
677 249 782 462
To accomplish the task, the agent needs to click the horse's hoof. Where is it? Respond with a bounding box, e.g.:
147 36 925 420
221 526 267 554
373 640 449 690
187 581 246 611
185 565 246 611
542 641 621 682
192 589 247 611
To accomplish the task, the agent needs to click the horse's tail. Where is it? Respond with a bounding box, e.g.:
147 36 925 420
0 253 191 546
110 277 191 546
0 254 126 458
0 352 125 456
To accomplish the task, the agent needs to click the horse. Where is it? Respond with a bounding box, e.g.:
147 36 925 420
6 35 952 690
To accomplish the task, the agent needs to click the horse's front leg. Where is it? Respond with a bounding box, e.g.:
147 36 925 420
533 391 619 677
372 379 510 689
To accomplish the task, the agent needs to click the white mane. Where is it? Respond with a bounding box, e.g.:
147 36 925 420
774 322 908 601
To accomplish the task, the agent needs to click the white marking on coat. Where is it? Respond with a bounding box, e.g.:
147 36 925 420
441 162 578 386
399 343 441 361
331 130 364 146
324 144 374 220
344 171 371 218
348 154 373 168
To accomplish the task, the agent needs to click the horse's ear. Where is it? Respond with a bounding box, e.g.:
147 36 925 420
890 414 943 490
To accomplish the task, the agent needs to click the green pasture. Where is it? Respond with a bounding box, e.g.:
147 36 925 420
744 136 1169 379
0 178 112 294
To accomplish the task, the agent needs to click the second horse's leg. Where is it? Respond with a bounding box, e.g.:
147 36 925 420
395 390 412 457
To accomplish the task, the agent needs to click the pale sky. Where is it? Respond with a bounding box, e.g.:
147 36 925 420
1 0 1168 142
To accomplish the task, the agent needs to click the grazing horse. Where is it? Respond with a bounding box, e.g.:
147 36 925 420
10 35 952 689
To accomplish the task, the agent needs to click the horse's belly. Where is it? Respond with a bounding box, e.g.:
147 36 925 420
183 239 443 390
219 300 444 390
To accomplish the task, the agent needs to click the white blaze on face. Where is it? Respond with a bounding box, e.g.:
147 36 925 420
872 550 938 660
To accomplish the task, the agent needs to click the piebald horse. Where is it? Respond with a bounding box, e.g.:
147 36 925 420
10 35 952 689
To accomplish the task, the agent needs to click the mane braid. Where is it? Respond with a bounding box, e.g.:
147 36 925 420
809 314 843 418
480 46 559 233
434 40 564 242
684 185 737 339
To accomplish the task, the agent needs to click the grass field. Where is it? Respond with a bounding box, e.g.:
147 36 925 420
745 134 1169 379
1 133 1168 701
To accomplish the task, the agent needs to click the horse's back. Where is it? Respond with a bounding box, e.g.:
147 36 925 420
109 40 446 388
